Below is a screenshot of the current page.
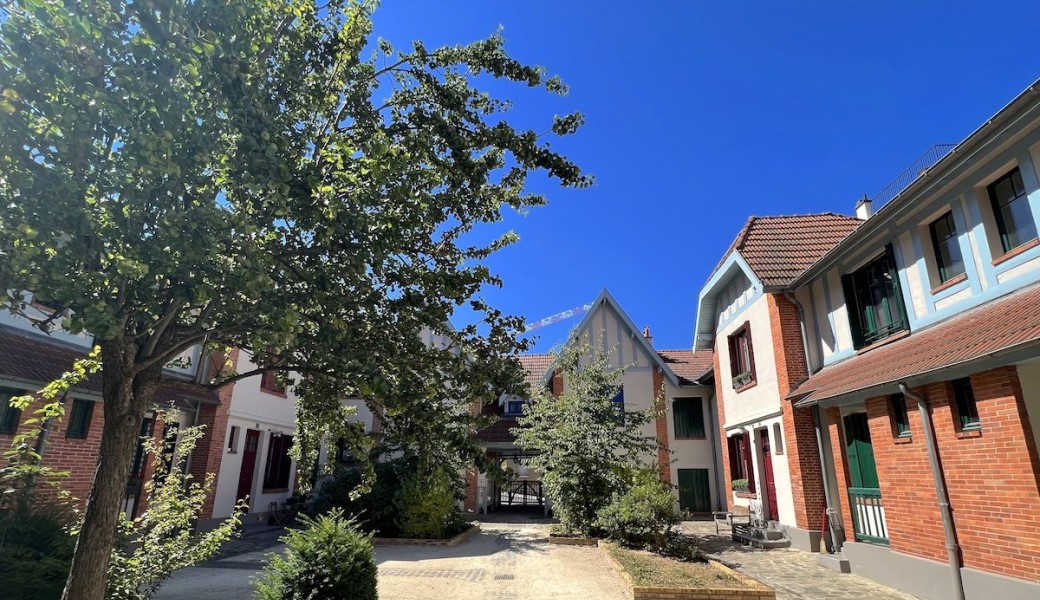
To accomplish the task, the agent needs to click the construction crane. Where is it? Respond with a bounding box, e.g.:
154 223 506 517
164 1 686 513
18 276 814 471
524 303 593 332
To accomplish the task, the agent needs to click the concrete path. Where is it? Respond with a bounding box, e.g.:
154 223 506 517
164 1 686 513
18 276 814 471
156 521 630 600
681 521 920 600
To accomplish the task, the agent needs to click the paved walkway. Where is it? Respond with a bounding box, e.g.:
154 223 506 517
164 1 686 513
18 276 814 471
681 521 920 600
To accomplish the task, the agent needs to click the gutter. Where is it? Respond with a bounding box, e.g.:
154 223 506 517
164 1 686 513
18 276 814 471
899 383 965 600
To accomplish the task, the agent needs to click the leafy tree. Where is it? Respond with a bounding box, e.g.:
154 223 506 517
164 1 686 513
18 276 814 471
106 414 244 600
514 340 660 535
0 0 588 597
396 464 460 539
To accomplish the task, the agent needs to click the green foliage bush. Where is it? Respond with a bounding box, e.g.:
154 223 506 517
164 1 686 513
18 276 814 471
0 502 76 600
309 459 409 536
254 508 377 600
596 469 682 550
396 466 460 539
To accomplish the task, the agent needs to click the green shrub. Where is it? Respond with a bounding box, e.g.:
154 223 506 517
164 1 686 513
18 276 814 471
0 502 76 600
254 508 377 600
396 466 460 539
731 478 749 491
309 458 411 536
596 469 682 549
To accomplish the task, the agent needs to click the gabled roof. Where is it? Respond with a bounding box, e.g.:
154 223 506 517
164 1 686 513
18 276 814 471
517 353 554 393
656 349 714 385
712 214 862 290
790 282 1040 406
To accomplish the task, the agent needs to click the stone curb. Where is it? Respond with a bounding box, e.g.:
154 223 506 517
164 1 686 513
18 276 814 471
599 542 776 600
548 535 599 547
373 523 480 547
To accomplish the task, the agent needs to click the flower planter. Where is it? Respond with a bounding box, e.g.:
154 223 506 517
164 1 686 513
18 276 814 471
372 523 479 547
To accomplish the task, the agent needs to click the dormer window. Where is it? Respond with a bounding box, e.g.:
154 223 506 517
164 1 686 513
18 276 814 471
841 245 909 349
987 167 1038 254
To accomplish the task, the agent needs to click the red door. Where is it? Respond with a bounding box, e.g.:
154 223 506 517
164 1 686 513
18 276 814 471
237 429 261 507
761 429 778 521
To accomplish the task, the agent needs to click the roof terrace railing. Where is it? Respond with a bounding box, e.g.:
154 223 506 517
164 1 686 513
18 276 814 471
871 144 957 209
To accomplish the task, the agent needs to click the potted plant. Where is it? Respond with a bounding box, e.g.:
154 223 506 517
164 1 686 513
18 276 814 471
731 479 749 493
732 371 753 389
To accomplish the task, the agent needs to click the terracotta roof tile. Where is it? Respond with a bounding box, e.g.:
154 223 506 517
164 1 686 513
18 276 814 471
475 416 518 444
0 327 218 406
790 283 1040 404
656 349 714 385
713 214 862 288
518 353 554 393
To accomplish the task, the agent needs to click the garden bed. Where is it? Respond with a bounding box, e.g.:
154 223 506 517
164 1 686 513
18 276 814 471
548 526 599 546
602 543 775 599
372 523 479 547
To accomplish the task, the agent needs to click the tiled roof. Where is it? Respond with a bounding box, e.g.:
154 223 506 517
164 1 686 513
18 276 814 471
714 214 862 289
475 416 519 444
0 327 219 406
789 283 1040 405
518 353 555 392
657 349 714 385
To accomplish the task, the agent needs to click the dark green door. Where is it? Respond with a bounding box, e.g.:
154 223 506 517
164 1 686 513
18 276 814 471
843 413 879 488
678 469 710 512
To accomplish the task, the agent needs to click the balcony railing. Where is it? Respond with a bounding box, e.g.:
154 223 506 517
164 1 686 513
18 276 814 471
848 486 889 545
872 144 957 210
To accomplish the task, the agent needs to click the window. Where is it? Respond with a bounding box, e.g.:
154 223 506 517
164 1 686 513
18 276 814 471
335 437 360 466
227 425 240 453
505 400 526 416
772 423 784 455
260 370 286 395
727 432 755 492
0 388 24 434
727 322 756 389
66 399 94 439
130 418 154 479
263 433 294 491
890 394 911 438
987 167 1038 254
841 245 909 348
952 378 980 431
672 397 705 438
929 212 966 284
612 390 625 424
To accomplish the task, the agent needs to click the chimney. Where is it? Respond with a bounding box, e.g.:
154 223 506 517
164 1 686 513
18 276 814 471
855 194 873 220
642 326 653 346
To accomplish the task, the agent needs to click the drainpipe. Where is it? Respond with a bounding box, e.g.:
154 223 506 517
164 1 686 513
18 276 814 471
899 383 965 600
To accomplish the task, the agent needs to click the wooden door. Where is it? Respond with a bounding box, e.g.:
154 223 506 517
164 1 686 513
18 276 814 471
761 429 778 521
843 413 879 488
237 429 261 506
677 469 711 512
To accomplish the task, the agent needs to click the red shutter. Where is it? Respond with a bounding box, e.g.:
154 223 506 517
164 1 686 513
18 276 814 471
740 431 755 492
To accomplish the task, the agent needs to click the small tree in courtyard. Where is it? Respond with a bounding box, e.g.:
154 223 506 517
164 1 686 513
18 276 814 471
514 339 660 535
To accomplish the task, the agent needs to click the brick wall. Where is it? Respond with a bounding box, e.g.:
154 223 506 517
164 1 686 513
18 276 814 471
829 366 1040 583
825 406 855 537
713 350 732 511
192 348 239 518
652 366 671 484
767 293 825 530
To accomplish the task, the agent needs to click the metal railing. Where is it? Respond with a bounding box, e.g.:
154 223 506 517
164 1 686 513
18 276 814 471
848 487 889 544
872 144 957 209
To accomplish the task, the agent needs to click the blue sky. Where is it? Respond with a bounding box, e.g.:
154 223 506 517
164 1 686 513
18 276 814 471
372 1 1040 353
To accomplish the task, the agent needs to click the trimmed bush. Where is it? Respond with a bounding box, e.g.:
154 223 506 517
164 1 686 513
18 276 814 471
396 466 460 539
596 469 682 549
254 508 377 600
309 459 409 536
0 502 76 600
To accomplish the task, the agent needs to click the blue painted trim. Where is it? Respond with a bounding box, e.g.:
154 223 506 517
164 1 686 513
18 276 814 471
694 251 762 345
890 239 921 331
808 284 823 365
908 227 934 314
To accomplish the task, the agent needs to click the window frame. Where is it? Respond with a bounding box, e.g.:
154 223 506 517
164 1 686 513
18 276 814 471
928 211 966 284
987 167 1038 254
841 245 910 349
612 389 625 424
505 400 526 416
672 397 705 439
727 432 755 493
890 394 911 438
227 425 240 454
0 387 24 435
951 377 981 431
65 398 94 440
259 370 287 396
727 322 756 390
263 433 294 492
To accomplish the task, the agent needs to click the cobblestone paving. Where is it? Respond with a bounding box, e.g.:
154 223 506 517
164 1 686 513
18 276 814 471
681 521 921 600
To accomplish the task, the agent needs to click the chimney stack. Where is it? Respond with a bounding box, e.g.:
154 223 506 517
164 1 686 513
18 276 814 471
642 326 653 346
855 194 873 220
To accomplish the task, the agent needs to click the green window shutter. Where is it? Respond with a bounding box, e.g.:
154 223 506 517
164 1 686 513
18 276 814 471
688 398 705 437
678 468 711 512
841 274 865 349
673 399 688 437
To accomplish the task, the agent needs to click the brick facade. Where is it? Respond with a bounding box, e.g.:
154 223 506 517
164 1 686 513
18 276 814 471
828 366 1040 583
191 348 239 518
652 365 671 484
713 350 733 510
767 294 825 530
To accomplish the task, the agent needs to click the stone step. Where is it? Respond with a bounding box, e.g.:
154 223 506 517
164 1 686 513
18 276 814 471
817 553 851 573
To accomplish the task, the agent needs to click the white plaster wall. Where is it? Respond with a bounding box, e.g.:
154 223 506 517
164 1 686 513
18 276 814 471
716 295 781 427
934 287 973 311
0 297 93 348
899 232 928 319
716 272 755 325
574 302 650 371
997 254 1040 284
663 380 719 511
825 269 853 353
1015 360 1040 459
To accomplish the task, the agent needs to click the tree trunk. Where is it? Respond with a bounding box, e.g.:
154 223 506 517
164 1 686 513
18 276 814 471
62 341 155 600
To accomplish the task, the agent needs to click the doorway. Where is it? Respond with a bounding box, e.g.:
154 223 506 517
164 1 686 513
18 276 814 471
237 429 261 507
760 429 778 521
677 468 711 513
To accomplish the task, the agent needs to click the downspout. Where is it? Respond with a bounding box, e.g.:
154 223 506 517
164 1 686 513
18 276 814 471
899 383 965 600
785 292 841 552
